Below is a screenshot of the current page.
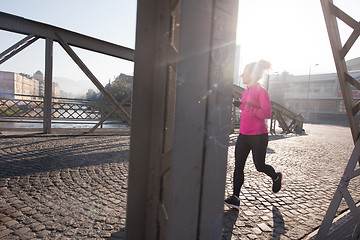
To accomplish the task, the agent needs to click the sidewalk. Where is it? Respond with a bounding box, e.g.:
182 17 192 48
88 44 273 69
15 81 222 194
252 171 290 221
0 123 359 239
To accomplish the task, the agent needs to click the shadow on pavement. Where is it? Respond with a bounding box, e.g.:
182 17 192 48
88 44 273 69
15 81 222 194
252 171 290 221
310 210 358 240
229 132 306 147
222 208 239 239
0 137 129 178
271 206 286 240
107 227 126 240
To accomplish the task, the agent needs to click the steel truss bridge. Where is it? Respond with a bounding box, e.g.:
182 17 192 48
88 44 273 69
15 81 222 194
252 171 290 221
0 0 359 238
0 11 303 135
0 12 132 133
0 87 303 135
316 1 360 239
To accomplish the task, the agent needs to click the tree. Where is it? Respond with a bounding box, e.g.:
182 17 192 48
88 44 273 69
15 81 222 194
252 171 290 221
85 89 97 101
109 74 132 102
85 74 133 102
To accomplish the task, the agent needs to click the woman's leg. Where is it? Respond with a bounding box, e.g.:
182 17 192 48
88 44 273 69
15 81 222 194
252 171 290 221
250 133 277 179
233 134 251 197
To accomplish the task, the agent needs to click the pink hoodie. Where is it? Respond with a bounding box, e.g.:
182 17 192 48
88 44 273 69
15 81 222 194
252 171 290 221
239 83 272 135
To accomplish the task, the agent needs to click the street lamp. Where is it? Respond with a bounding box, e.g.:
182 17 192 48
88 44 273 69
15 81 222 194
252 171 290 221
306 64 319 120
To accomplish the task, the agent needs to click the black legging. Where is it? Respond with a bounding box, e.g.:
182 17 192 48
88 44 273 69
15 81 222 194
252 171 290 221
233 133 277 197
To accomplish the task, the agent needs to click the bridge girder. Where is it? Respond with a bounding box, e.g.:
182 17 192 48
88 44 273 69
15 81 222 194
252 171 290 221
316 0 360 239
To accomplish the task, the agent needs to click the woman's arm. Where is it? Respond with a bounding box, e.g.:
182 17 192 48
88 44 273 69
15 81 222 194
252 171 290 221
245 89 272 119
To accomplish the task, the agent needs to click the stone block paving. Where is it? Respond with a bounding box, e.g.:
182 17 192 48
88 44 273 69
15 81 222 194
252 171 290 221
0 136 129 239
0 124 359 239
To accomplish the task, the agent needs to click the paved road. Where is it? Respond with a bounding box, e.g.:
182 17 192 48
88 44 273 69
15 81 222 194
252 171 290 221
0 124 359 239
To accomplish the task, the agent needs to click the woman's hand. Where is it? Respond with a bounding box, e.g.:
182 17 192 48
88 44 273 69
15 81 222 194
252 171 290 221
233 100 242 108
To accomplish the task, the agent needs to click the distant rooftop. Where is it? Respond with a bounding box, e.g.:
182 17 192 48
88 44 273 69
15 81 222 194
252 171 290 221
347 57 360 71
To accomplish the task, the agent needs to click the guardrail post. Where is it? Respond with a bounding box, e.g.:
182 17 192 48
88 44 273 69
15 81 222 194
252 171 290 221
43 38 53 134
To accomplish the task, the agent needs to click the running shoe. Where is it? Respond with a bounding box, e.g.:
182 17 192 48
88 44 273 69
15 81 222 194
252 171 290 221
272 172 282 193
224 195 240 209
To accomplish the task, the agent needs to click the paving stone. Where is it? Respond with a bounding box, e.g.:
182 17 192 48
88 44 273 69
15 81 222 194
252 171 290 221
257 223 272 232
65 227 79 237
13 227 31 236
32 224 46 232
4 220 18 227
243 211 255 216
0 229 13 238
43 220 56 230
19 231 37 239
0 216 12 223
9 211 23 218
77 228 89 236
252 227 262 235
248 234 258 240
99 230 112 238
36 229 51 238
20 207 32 213
103 224 114 231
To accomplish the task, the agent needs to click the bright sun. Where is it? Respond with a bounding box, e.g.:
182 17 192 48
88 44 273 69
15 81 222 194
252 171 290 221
236 0 346 75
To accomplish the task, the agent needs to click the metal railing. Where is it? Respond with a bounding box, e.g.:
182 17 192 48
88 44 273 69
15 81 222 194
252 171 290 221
0 92 130 127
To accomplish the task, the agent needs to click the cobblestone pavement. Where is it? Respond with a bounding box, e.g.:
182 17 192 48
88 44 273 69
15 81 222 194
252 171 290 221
0 124 359 239
0 136 129 239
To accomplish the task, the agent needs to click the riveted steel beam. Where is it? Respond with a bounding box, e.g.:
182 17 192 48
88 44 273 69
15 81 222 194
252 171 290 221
0 11 134 62
316 0 360 239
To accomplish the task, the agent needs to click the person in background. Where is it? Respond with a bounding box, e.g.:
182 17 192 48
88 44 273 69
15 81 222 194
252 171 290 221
225 59 282 210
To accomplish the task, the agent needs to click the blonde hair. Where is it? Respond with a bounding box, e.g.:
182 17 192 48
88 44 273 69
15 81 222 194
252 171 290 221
246 59 272 83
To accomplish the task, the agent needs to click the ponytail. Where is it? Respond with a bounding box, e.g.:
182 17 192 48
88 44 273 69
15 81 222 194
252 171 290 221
247 59 272 82
257 59 272 72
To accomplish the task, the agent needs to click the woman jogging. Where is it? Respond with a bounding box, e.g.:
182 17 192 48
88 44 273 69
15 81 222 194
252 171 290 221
225 59 282 210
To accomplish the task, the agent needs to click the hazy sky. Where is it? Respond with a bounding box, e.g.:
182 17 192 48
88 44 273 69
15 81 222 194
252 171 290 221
0 0 359 87
237 0 360 75
0 0 137 86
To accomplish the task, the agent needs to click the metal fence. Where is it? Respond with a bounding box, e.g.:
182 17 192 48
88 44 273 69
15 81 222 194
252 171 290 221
0 92 130 127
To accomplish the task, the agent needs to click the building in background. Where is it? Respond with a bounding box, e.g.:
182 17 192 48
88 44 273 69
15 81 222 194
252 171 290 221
0 71 39 100
52 82 61 98
0 70 61 100
347 57 360 71
269 57 360 122
281 72 342 120
33 70 44 96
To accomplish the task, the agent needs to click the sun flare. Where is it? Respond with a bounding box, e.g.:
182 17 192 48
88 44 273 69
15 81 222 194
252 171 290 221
236 0 359 76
